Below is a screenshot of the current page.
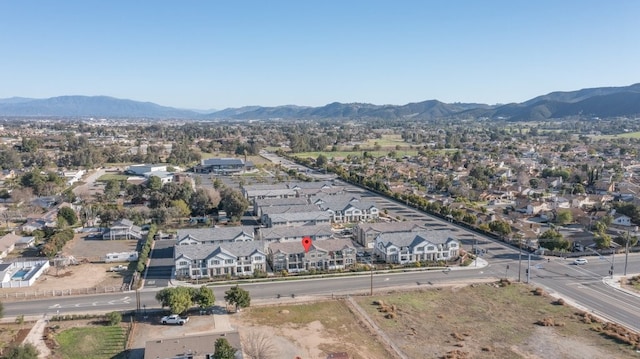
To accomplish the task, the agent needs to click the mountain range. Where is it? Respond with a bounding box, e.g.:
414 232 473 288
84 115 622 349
1 83 640 121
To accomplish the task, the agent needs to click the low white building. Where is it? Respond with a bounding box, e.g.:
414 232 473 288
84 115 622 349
374 230 460 265
174 241 267 279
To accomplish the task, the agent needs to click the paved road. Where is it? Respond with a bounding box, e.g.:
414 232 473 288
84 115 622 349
7 152 640 335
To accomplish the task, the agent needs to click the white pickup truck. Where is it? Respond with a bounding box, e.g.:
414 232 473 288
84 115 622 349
161 314 189 325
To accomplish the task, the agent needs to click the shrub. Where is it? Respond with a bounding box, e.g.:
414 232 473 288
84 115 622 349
106 311 122 326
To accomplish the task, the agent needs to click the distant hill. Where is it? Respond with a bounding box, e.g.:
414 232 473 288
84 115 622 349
1 83 640 120
0 96 200 118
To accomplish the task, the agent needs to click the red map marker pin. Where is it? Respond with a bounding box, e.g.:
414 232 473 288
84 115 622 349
302 236 312 253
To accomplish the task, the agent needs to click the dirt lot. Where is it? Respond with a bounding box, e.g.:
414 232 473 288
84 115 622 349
0 234 137 301
3 282 640 359
355 283 639 359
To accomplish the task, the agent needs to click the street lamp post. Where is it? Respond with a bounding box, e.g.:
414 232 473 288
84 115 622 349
585 247 615 279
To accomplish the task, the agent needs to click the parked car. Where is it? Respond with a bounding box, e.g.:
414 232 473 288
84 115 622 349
161 314 189 325
573 258 588 265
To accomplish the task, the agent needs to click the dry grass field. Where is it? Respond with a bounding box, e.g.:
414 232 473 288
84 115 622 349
356 282 639 359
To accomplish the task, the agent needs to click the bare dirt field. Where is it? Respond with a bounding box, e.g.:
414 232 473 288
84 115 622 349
355 283 639 359
0 234 137 301
230 299 391 359
3 282 640 359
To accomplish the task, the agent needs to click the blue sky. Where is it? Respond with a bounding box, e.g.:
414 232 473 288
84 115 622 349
1 1 638 110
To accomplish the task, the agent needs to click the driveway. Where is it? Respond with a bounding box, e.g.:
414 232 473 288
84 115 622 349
127 307 232 359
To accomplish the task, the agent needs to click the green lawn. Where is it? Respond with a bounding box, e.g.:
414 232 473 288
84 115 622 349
97 174 129 182
55 326 126 359
594 131 640 139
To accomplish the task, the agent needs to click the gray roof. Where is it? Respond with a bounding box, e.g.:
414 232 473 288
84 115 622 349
357 220 428 233
260 204 321 215
257 224 334 240
245 188 297 198
267 211 331 224
144 331 242 359
175 240 267 260
313 194 377 212
177 226 255 242
255 197 309 208
269 238 355 254
202 158 244 166
376 230 457 249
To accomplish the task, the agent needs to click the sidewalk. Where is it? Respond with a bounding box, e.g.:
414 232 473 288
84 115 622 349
603 273 640 297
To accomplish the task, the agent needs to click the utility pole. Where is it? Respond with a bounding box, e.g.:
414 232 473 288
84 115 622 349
370 260 373 296
518 239 522 282
527 253 531 283
624 229 630 276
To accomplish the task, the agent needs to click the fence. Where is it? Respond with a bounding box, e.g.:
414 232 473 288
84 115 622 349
0 285 127 301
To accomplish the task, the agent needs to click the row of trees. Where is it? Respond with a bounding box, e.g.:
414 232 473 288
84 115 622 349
154 284 250 315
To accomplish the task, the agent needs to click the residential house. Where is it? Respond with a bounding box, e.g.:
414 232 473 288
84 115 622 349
14 236 35 249
253 197 309 217
288 181 345 198
312 194 379 223
243 185 298 203
62 169 85 186
257 224 333 243
144 331 243 359
374 230 460 265
269 238 356 273
174 241 266 278
612 214 633 227
259 204 322 224
354 221 430 249
146 171 175 185
20 218 56 233
263 211 331 228
176 226 255 245
102 219 143 240
0 233 20 259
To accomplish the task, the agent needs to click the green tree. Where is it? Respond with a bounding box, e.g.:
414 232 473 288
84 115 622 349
220 188 249 221
147 176 163 191
538 229 570 251
189 188 217 216
488 220 512 238
196 285 215 309
57 206 78 226
555 210 573 226
155 287 197 315
213 337 237 359
171 199 191 218
224 285 250 312
595 232 612 249
106 311 122 326
2 343 39 359
316 154 328 168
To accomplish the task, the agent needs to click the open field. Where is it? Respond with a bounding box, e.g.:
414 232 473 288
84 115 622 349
0 234 133 301
3 282 640 358
230 300 391 358
97 174 129 182
53 324 126 359
355 283 639 358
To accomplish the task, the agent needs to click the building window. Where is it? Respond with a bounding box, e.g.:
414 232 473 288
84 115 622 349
225 259 234 264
